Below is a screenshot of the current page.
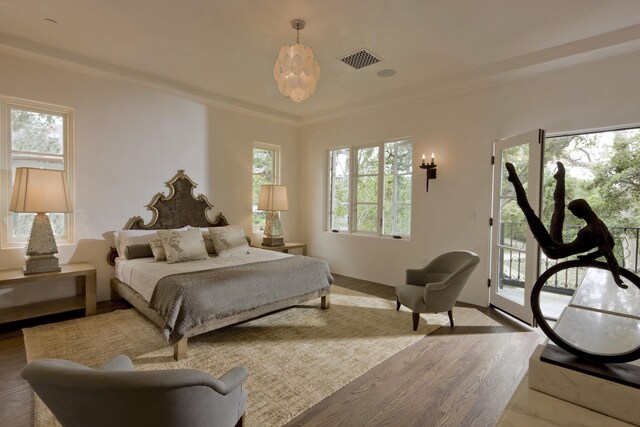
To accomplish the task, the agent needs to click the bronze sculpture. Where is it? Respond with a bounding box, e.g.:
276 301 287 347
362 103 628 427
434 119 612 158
505 161 640 363
505 161 626 289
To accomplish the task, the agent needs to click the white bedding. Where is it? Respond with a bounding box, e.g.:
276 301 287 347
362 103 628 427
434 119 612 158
115 248 291 302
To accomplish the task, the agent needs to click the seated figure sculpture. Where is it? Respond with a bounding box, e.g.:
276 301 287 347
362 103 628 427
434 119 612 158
505 161 626 289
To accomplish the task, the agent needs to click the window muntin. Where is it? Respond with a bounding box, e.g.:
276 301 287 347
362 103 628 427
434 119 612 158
327 139 412 237
2 99 74 248
252 143 280 232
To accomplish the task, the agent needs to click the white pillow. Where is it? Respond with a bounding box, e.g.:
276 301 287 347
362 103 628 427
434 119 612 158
208 225 250 257
157 229 208 264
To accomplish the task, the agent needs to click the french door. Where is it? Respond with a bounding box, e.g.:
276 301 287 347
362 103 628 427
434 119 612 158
490 129 545 325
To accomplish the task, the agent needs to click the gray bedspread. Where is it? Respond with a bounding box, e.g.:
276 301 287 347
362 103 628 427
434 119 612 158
148 256 333 343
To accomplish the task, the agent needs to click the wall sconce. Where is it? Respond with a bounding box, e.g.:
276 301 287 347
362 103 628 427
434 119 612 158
419 153 437 192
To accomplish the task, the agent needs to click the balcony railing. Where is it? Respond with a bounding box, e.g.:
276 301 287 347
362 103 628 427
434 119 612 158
499 223 640 295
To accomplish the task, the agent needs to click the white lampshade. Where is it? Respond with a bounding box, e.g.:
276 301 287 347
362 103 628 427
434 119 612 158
258 185 288 212
10 168 73 213
273 19 320 103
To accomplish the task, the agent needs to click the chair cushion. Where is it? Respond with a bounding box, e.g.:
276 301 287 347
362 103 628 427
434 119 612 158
396 284 426 312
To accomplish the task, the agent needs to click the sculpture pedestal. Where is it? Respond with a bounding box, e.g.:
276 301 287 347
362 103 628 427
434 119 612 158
529 344 640 425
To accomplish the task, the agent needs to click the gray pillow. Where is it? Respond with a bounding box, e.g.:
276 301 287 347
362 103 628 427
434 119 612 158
157 229 208 264
124 244 154 260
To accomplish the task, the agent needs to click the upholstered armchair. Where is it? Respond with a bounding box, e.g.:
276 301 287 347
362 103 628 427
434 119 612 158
21 354 248 427
396 250 480 331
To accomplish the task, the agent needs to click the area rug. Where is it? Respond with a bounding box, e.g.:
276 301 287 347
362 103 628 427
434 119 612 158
23 285 447 427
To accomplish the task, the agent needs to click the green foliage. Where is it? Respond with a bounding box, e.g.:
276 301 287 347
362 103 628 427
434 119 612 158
502 129 640 246
11 109 63 154
252 148 275 228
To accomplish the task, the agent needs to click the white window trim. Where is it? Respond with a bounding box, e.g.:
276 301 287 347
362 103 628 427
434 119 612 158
326 137 412 238
1 96 75 249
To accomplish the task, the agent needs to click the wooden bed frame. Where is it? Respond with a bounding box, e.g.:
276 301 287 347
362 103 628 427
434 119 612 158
107 170 330 360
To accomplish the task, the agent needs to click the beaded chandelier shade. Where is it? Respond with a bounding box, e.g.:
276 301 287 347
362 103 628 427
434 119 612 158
273 19 321 103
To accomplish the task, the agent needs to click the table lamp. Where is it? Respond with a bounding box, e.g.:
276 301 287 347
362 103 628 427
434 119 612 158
257 184 288 246
10 168 73 274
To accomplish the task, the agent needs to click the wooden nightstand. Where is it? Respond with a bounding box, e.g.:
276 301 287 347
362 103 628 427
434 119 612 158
0 262 97 324
251 242 307 256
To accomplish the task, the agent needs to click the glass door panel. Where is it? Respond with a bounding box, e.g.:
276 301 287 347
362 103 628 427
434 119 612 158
490 129 544 325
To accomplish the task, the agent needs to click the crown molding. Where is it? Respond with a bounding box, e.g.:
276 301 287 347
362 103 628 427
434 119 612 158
1 24 639 128
299 24 640 125
0 33 301 126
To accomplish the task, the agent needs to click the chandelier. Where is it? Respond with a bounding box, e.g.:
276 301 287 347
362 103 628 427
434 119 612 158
273 19 321 103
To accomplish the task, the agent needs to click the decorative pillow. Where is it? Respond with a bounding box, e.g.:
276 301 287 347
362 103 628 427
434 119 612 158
113 227 188 260
157 229 208 264
208 225 250 257
113 230 158 259
123 244 154 260
148 238 167 261
187 227 217 255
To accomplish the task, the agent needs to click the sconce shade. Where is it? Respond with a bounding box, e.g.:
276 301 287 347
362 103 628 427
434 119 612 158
10 168 73 213
258 185 289 212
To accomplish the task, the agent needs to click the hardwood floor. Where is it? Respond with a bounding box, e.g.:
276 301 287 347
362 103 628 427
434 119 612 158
0 275 544 427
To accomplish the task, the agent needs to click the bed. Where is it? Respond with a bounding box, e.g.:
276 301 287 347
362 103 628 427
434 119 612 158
107 170 332 360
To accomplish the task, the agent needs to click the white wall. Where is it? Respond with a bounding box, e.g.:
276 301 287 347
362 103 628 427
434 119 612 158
0 52 299 304
1 48 638 310
299 51 640 307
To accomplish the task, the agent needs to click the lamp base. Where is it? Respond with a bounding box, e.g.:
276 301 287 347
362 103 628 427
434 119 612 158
262 237 284 247
24 254 61 275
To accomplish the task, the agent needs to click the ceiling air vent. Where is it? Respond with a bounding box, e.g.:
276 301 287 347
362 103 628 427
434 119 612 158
339 49 382 70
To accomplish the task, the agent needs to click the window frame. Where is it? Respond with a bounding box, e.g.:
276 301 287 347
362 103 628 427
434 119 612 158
252 141 280 233
1 97 75 249
326 137 412 238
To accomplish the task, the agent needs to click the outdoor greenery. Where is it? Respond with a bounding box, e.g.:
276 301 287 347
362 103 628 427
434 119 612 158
330 140 412 235
499 128 640 290
502 129 640 232
329 148 349 231
10 107 66 238
252 147 275 230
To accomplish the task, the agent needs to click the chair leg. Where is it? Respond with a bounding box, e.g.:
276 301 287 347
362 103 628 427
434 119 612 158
448 309 454 328
396 297 400 311
412 312 420 331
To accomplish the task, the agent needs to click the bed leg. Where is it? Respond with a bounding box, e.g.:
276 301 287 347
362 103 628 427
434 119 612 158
110 281 121 302
174 337 188 361
321 294 330 309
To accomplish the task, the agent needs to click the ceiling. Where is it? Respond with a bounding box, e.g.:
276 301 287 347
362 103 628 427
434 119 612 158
1 0 639 124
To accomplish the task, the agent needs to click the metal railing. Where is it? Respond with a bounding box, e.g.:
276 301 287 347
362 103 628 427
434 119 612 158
499 223 640 295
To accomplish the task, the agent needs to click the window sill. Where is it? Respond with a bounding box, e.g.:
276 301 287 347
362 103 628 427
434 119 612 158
324 230 410 241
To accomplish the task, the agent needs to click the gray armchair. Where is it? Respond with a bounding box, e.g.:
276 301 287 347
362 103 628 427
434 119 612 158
396 250 480 331
21 354 248 427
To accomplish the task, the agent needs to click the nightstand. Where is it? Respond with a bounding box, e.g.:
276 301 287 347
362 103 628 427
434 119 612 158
251 242 307 256
0 262 97 324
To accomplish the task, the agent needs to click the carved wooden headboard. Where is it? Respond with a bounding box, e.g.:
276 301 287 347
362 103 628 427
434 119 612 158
107 170 228 265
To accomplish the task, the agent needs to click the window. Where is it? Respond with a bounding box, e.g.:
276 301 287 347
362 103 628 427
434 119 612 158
1 98 74 248
327 148 349 231
252 142 280 232
327 139 412 237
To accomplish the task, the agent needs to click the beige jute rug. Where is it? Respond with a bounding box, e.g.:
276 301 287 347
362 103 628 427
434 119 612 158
23 285 447 427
